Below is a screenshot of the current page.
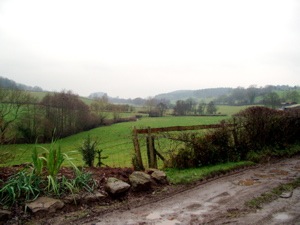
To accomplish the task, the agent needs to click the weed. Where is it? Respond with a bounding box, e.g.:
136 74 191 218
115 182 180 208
0 170 42 206
245 177 300 209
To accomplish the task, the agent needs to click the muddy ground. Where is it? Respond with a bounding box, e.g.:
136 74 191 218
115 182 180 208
2 156 300 225
78 156 300 225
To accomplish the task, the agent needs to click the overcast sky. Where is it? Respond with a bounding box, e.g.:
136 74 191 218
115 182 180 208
0 0 299 98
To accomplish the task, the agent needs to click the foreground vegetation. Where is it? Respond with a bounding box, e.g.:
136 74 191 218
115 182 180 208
0 142 95 207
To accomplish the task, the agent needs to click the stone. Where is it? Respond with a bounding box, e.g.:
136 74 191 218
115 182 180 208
280 191 293 198
63 191 106 204
26 197 64 213
151 170 168 184
105 177 131 195
81 191 106 203
129 171 152 191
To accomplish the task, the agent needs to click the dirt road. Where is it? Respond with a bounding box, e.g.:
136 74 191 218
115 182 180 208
83 156 300 225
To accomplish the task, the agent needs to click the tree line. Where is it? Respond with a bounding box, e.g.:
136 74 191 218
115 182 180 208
0 89 133 144
215 85 300 107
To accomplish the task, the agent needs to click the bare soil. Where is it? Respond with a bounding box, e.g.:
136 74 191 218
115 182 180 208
1 156 300 225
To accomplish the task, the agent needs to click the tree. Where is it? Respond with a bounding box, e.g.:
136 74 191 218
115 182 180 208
16 95 44 143
246 85 258 104
145 97 158 112
173 100 188 116
0 88 31 143
40 91 93 140
284 90 299 103
197 101 206 115
156 102 168 116
263 92 281 109
90 97 109 125
206 101 217 114
231 87 247 105
79 134 98 167
186 98 197 114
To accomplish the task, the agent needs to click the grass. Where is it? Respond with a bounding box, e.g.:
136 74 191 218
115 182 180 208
0 115 228 168
165 161 255 184
217 105 255 116
245 177 300 209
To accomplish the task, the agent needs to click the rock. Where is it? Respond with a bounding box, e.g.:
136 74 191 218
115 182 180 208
81 191 106 203
0 209 12 223
26 197 64 213
280 191 293 198
151 170 168 184
129 171 152 191
63 193 81 204
105 177 131 195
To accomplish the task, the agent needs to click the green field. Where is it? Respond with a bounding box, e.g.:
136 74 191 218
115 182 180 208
217 105 253 116
0 105 250 168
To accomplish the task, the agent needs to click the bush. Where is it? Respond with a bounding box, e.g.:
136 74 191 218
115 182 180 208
233 106 300 154
79 135 98 167
167 123 235 168
171 146 196 169
168 107 300 169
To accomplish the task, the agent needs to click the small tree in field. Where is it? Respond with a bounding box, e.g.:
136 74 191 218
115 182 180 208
79 135 98 167
206 101 217 114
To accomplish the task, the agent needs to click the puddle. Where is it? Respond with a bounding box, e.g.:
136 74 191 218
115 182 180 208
253 173 274 179
238 179 258 186
185 203 202 211
190 209 208 215
269 169 289 176
146 211 161 220
155 219 181 225
273 212 291 221
207 192 230 202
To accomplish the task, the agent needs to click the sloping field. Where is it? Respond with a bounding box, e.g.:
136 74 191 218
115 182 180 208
0 116 227 168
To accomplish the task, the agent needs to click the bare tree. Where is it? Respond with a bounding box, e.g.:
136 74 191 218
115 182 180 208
0 88 31 143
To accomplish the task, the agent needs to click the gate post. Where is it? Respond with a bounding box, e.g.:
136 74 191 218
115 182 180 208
147 127 157 168
132 127 144 170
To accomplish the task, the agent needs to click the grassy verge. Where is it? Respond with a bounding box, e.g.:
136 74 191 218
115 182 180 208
245 177 300 209
165 161 255 184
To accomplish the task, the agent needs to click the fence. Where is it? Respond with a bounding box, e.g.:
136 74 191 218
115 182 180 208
132 123 233 170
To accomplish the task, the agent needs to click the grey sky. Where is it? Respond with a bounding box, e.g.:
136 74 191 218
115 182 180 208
0 0 299 98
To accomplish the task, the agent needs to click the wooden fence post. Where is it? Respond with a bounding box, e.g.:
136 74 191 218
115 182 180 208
132 127 144 170
147 127 157 168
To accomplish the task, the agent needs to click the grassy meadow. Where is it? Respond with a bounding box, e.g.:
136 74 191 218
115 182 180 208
0 116 227 167
0 105 246 168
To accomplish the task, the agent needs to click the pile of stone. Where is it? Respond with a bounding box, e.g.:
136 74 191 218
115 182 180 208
25 169 168 215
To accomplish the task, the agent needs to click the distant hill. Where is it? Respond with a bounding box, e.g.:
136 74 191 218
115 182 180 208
2 76 299 105
0 76 43 91
155 88 233 101
88 92 107 99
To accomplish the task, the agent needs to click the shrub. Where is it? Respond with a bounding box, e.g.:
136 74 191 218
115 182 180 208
78 134 98 167
171 146 196 169
166 106 300 169
233 106 300 154
167 123 235 168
